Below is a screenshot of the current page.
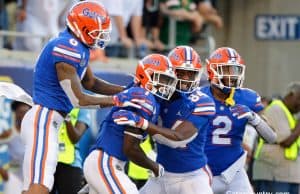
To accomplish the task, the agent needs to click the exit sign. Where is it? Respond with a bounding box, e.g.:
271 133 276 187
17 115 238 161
255 15 300 40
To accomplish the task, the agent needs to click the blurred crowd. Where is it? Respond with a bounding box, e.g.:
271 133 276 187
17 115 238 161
0 0 223 60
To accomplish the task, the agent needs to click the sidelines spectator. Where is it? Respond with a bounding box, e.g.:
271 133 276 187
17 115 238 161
51 108 92 194
2 0 17 49
0 96 13 194
100 0 153 58
142 0 165 52
5 101 30 194
253 81 300 194
159 0 204 46
193 0 223 29
14 0 60 51
98 0 134 57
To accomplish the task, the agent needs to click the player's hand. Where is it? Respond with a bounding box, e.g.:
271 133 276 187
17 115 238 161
230 104 260 125
112 110 149 130
230 104 254 120
113 90 147 109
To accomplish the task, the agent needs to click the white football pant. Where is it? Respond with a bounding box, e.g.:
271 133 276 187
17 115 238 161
212 168 253 194
21 105 63 191
83 150 139 194
140 165 213 194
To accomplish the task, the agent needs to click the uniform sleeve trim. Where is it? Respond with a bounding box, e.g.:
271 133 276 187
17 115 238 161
53 46 81 59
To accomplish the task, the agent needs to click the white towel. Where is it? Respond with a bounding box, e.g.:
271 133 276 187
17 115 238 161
221 151 247 184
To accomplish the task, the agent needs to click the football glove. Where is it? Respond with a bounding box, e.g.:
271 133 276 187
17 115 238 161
112 110 149 130
230 104 260 125
113 90 147 109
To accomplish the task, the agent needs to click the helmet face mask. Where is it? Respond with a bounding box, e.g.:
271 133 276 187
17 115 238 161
168 46 203 93
66 1 111 49
211 63 245 89
87 25 111 49
146 71 177 100
136 54 177 100
175 67 202 93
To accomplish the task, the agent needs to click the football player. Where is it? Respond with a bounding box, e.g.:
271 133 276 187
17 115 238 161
20 1 146 194
83 54 178 194
116 46 216 194
202 47 277 193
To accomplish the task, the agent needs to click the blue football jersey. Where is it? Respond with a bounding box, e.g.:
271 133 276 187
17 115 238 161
157 89 216 173
201 86 264 176
94 87 160 161
33 29 90 113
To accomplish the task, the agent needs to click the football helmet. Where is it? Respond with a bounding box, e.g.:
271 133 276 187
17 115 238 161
66 1 111 49
206 47 245 91
168 46 202 93
135 54 177 100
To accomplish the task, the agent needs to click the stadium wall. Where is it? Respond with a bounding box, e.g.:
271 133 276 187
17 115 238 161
214 0 300 97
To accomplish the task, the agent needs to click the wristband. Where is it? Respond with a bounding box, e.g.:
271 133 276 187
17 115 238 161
140 119 149 130
249 112 260 126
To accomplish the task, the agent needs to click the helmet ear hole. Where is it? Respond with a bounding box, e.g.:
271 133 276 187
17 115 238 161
138 74 144 80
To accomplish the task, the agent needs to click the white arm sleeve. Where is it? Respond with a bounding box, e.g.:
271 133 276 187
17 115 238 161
152 132 198 148
250 113 277 143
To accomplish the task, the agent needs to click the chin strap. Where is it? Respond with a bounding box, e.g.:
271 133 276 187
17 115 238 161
225 88 236 106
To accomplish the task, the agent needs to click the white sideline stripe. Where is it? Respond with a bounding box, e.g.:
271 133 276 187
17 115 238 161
194 106 215 112
53 46 81 59
101 152 120 194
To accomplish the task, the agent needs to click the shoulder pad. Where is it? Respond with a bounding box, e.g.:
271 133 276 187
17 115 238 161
238 88 264 112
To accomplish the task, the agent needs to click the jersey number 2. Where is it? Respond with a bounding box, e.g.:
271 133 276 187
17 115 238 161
212 116 232 145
